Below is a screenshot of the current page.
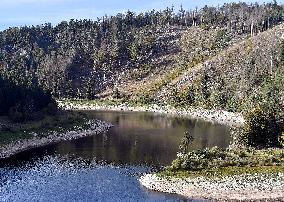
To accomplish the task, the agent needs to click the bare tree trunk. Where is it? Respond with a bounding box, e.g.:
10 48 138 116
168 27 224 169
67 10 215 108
192 11 196 26
250 21 254 37
270 55 273 75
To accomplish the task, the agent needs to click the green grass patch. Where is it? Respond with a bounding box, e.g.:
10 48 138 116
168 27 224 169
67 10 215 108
160 147 284 179
0 111 88 146
159 165 284 179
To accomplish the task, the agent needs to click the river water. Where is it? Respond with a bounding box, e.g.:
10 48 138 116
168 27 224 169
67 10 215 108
0 110 230 202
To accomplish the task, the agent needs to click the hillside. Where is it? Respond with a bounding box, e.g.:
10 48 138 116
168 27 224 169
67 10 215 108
109 23 284 115
155 23 284 112
0 1 284 115
116 26 247 103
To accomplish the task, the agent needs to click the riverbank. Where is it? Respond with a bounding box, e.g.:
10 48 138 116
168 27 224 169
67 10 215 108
58 99 284 201
139 171 284 201
140 147 284 201
0 119 112 159
58 100 244 127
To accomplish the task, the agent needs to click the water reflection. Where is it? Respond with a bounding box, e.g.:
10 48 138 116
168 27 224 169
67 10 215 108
1 111 230 167
0 156 195 202
0 111 226 202
51 110 230 166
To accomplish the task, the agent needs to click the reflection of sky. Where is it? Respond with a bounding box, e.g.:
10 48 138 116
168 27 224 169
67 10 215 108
0 0 269 30
0 156 189 202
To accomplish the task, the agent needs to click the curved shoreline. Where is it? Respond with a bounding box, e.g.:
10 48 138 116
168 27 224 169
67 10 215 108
58 100 244 127
0 119 112 160
139 173 284 201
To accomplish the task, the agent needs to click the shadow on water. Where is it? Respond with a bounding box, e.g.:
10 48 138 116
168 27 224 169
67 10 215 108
0 110 228 202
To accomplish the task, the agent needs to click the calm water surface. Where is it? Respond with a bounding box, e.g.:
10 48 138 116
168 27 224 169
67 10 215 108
0 110 230 202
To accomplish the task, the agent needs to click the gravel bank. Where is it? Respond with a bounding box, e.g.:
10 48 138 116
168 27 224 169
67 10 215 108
0 119 112 159
139 173 284 201
58 101 244 127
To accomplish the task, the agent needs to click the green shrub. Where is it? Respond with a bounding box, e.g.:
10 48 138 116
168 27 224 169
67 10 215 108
112 87 120 99
242 107 281 148
137 94 154 105
179 131 194 154
169 147 284 171
0 76 57 122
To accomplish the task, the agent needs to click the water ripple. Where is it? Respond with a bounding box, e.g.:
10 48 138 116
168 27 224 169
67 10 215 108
0 156 194 202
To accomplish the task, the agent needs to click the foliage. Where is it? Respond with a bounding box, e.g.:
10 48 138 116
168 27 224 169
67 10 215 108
136 94 155 105
179 131 194 154
0 111 88 145
240 70 284 148
1 2 284 149
0 76 57 122
169 147 284 171
112 87 120 99
170 25 284 120
0 2 283 99
242 107 281 148
281 132 284 147
278 40 284 64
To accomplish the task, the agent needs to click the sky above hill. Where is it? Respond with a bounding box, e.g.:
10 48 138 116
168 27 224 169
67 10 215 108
0 0 279 30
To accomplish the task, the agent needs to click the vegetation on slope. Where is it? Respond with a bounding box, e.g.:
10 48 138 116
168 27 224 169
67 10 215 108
1 2 284 100
163 23 284 108
0 112 87 146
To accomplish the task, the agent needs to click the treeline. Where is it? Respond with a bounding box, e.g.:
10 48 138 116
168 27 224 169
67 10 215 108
0 1 283 99
0 75 57 122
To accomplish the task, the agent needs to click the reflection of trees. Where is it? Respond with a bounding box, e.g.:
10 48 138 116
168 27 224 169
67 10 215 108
55 111 231 165
85 111 178 130
189 120 231 150
172 118 196 130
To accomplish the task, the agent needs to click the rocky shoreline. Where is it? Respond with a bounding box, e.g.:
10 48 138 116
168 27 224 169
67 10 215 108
0 119 112 159
58 100 244 127
139 173 284 201
60 100 284 202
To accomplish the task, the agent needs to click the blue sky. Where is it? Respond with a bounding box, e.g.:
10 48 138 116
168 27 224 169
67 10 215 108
0 0 278 30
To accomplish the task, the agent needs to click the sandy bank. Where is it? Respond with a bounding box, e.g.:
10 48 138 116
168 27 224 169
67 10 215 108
0 119 112 159
139 173 284 201
58 101 244 127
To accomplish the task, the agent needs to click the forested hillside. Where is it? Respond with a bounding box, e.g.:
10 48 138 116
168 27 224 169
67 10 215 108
0 2 283 98
1 1 284 116
161 24 284 113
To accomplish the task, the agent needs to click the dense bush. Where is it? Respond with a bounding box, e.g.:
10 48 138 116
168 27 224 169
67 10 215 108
112 87 120 99
0 76 57 122
242 107 281 148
